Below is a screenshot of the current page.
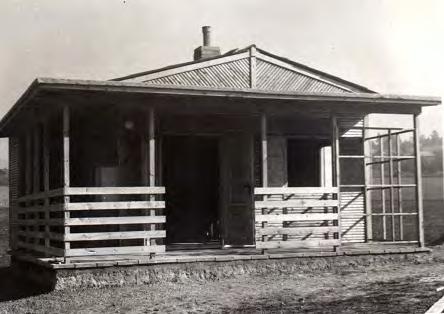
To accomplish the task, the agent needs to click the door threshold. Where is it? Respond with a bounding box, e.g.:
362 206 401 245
222 244 256 249
167 242 222 251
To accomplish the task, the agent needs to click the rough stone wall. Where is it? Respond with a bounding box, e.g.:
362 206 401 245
50 252 432 290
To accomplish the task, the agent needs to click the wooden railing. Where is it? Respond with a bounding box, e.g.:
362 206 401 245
15 186 166 258
254 187 340 251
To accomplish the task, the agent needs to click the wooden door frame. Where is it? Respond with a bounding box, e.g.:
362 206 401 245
219 130 255 248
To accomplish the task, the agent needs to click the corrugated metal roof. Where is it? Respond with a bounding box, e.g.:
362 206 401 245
145 58 250 89
256 59 347 93
113 45 375 94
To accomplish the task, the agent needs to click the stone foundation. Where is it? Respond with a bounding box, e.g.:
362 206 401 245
11 251 433 291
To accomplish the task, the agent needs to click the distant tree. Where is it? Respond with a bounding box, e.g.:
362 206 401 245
368 131 443 176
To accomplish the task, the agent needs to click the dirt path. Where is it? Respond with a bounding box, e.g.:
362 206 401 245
1 257 444 313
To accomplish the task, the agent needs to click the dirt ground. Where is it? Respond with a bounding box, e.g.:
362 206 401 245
1 253 444 313
2 208 444 313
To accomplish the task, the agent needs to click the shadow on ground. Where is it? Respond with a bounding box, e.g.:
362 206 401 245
0 266 52 302
223 278 444 314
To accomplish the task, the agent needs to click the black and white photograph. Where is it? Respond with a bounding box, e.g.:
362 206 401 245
0 0 443 313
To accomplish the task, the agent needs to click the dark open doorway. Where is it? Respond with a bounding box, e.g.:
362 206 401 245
163 136 220 246
287 138 330 187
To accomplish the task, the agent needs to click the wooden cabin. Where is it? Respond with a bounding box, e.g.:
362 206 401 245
1 27 440 263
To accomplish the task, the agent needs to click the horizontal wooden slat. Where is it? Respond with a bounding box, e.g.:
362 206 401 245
65 245 166 257
255 213 338 223
256 239 340 249
66 201 165 211
66 186 165 196
255 200 338 208
65 216 166 226
65 230 166 241
254 187 338 195
256 226 338 236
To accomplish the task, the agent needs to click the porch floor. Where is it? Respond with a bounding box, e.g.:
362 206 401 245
14 243 431 270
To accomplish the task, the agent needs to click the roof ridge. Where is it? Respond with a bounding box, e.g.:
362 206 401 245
111 47 249 82
111 44 375 93
255 47 375 93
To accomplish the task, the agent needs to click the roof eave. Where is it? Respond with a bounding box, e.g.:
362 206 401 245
0 77 440 137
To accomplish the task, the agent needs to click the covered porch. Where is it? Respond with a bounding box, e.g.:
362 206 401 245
3 79 434 263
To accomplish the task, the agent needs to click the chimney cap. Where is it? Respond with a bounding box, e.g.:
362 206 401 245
194 26 220 60
202 26 212 46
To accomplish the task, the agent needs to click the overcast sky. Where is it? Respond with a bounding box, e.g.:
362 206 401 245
0 0 443 140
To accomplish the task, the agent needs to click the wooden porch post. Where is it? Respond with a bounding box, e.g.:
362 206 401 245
413 113 425 247
143 106 156 248
63 106 71 259
149 107 156 187
363 115 372 242
261 113 268 187
260 113 268 248
331 114 341 249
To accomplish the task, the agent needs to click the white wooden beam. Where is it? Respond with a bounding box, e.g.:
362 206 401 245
414 114 425 247
62 106 71 257
249 46 257 88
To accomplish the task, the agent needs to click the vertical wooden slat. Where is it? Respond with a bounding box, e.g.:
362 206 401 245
63 106 71 257
249 46 257 88
43 120 51 251
32 128 40 193
31 128 40 247
331 114 341 249
396 134 404 240
8 137 19 251
25 133 32 196
379 136 386 240
25 133 32 244
414 114 424 247
388 130 395 241
363 115 372 241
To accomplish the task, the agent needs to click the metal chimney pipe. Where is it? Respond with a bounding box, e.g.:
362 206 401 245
202 26 211 46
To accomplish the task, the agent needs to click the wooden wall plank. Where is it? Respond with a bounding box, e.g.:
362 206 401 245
66 201 165 211
65 245 166 257
254 187 338 195
66 186 165 195
256 239 340 249
256 213 338 223
65 230 166 241
65 216 166 226
255 200 338 208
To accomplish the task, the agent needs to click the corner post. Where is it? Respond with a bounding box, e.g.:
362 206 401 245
363 115 372 242
62 106 71 261
331 114 341 251
148 107 157 252
413 113 424 247
260 113 268 252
